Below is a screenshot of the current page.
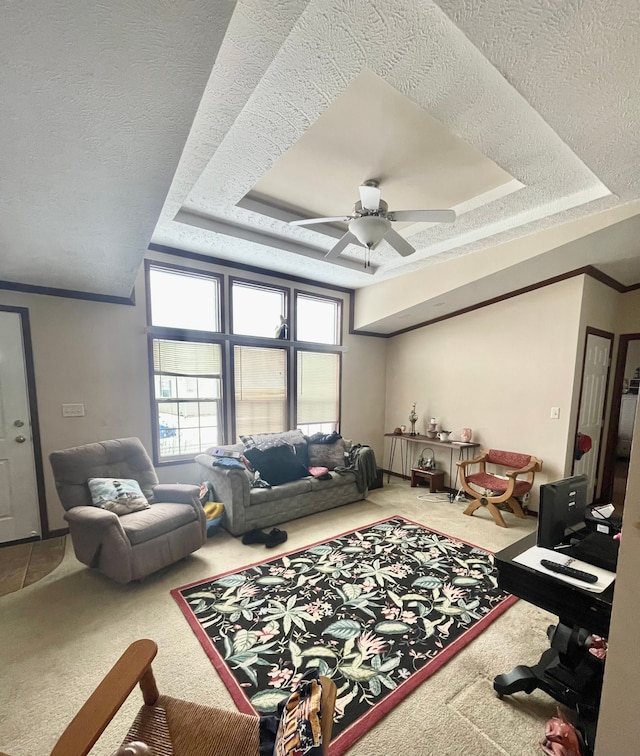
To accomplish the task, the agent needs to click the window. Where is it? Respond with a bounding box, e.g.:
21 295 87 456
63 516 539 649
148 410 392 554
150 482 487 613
152 339 223 461
234 345 287 438
146 262 345 463
296 293 340 344
296 351 340 435
231 280 287 338
149 265 220 332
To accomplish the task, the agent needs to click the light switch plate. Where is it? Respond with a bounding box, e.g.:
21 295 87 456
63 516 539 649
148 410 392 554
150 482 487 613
62 403 85 417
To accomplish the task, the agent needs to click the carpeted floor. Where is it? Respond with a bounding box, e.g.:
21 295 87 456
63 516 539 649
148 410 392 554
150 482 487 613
0 537 66 598
0 482 559 755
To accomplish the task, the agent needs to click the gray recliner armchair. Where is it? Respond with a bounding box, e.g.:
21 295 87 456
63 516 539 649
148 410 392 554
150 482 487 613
49 437 206 583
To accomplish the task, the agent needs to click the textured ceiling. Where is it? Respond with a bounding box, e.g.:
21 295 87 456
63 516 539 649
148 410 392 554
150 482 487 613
2 0 640 332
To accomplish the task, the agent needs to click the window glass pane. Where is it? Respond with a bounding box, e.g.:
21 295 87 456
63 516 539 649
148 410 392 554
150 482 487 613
296 294 340 344
297 351 339 428
153 339 223 460
234 345 287 438
297 422 336 436
232 281 286 338
149 266 220 332
197 377 219 398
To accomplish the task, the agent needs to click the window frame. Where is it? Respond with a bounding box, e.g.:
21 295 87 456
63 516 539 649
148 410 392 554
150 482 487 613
229 276 289 340
293 288 343 346
148 331 227 466
145 259 225 335
294 346 342 436
146 262 347 465
230 342 290 442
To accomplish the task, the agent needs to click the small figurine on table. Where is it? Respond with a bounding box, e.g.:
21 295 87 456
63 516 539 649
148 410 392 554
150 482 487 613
409 403 418 436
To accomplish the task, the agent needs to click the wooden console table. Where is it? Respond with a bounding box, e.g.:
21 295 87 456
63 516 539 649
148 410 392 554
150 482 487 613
384 433 479 494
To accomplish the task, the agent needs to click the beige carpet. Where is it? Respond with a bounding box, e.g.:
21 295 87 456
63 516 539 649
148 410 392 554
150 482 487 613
0 482 559 755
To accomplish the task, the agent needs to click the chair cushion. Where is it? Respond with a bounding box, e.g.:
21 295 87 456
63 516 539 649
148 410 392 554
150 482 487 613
466 472 532 497
121 503 198 545
486 450 531 469
87 477 151 516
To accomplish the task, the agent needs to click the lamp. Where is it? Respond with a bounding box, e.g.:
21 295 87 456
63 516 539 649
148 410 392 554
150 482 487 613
348 215 391 248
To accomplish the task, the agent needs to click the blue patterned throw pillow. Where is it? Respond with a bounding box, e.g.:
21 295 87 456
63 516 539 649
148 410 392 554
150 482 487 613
87 478 151 516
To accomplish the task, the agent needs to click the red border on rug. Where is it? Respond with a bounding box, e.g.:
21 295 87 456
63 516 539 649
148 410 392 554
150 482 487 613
170 515 518 755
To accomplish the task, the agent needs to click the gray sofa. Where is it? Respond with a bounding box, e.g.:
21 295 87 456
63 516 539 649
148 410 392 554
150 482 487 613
194 433 375 536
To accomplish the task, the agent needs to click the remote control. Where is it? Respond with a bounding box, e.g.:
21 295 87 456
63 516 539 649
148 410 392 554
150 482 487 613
540 559 598 583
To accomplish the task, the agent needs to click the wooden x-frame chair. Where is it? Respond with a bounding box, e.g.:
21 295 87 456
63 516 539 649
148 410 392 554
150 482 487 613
457 449 543 527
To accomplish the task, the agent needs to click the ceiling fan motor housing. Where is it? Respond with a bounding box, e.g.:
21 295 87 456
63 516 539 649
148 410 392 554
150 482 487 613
354 199 388 217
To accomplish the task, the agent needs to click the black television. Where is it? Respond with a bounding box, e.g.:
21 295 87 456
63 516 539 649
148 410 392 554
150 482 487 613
537 474 588 550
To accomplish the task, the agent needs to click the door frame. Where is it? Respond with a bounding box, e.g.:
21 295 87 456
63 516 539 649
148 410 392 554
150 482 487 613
571 326 614 503
601 332 640 502
0 305 50 541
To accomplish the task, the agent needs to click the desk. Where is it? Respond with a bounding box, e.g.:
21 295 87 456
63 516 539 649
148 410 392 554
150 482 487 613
384 433 479 493
493 533 615 754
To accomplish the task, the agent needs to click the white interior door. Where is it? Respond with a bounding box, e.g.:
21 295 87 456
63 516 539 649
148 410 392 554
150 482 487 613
573 332 612 504
0 310 41 542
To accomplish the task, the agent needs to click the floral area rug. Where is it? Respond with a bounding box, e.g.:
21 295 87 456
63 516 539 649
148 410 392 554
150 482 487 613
171 516 517 755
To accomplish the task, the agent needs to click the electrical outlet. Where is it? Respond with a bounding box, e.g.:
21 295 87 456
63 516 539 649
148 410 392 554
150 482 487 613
550 406 560 420
62 403 85 417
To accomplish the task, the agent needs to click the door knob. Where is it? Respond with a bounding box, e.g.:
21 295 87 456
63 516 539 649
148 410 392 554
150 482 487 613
15 435 26 443
13 420 24 427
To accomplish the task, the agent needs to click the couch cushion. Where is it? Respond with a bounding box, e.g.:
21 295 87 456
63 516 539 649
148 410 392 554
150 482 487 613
308 439 347 470
121 502 198 545
309 471 354 492
205 443 244 456
240 429 305 450
243 444 309 486
249 477 312 505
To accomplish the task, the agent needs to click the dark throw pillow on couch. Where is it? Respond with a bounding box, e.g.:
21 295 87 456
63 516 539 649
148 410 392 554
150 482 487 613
243 444 309 486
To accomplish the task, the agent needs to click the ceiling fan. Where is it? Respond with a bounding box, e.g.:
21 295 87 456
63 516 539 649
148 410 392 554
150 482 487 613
289 180 456 260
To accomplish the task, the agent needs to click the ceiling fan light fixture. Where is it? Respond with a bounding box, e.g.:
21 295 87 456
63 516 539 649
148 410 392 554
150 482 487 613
348 215 390 248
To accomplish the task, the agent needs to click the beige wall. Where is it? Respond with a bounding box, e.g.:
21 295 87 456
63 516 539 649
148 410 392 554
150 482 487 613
383 276 586 507
0 287 152 532
0 252 387 533
615 288 640 334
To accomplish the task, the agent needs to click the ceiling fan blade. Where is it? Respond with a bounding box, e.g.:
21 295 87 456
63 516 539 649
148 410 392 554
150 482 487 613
388 209 456 223
359 183 381 212
384 227 415 257
290 216 350 226
325 231 358 258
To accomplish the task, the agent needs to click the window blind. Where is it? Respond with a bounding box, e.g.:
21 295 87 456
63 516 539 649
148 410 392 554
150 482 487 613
234 345 287 437
297 351 339 424
153 340 222 376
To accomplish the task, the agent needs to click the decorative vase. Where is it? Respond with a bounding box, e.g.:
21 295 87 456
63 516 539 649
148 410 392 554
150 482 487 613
461 427 472 443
